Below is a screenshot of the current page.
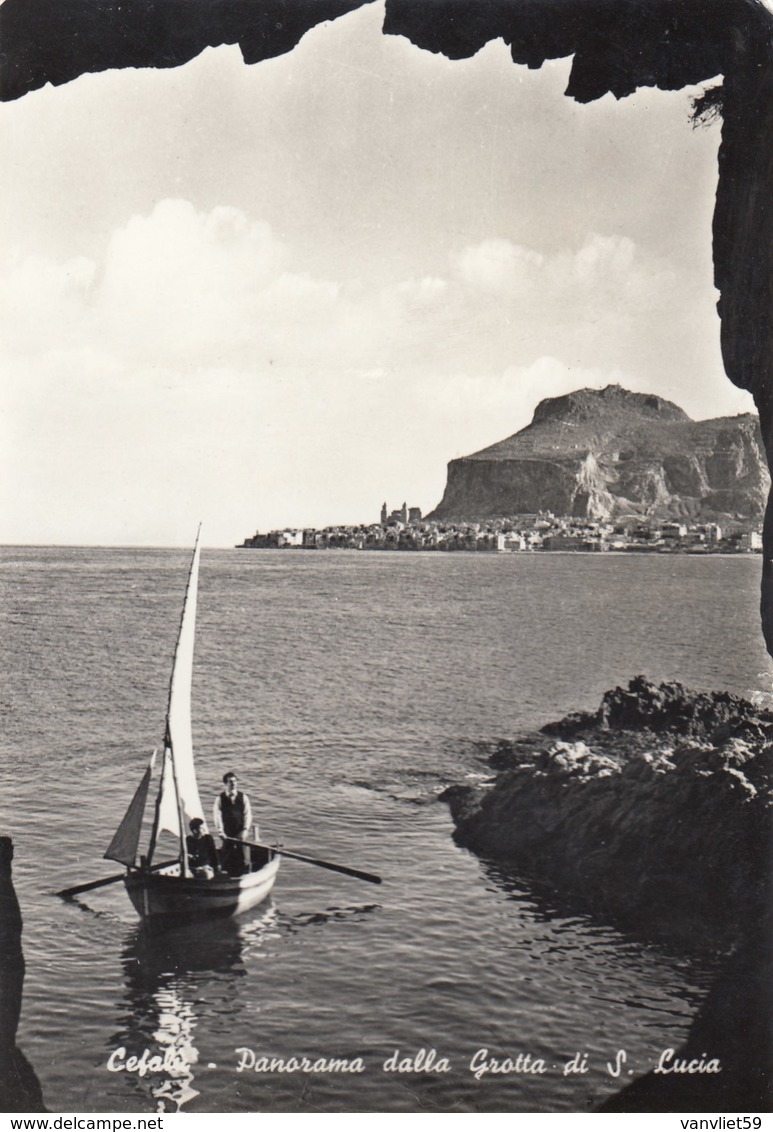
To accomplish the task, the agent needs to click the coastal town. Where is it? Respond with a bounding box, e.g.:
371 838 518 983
238 502 764 554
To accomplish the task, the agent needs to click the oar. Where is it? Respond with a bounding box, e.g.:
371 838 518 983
57 859 179 899
224 836 382 885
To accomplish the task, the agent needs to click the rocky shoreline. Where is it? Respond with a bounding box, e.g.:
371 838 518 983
444 677 773 1109
445 677 772 951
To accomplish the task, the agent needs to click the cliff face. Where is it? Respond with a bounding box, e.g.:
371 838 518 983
429 385 768 523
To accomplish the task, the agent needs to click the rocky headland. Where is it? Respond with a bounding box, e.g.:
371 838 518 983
445 676 772 950
429 386 768 525
444 678 773 1109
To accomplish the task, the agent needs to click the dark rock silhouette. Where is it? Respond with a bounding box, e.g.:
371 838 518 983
600 915 773 1111
429 385 768 522
0 838 46 1112
0 0 371 102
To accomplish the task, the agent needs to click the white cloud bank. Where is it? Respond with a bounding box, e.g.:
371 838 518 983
0 4 755 545
0 192 754 545
0 197 737 376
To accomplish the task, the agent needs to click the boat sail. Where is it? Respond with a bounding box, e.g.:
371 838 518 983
103 750 156 869
149 526 205 873
105 529 279 920
56 530 379 911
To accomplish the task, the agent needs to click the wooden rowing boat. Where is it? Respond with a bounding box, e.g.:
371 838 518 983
58 531 380 912
103 529 280 920
123 853 280 920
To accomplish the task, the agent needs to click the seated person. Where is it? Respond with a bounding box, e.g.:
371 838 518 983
185 818 221 879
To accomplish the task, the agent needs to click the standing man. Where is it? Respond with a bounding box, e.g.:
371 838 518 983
213 772 253 875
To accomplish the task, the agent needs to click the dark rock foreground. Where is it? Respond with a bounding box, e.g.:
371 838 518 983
446 677 773 950
599 919 772 1111
0 838 45 1111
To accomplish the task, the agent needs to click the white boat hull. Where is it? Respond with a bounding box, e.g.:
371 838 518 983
124 854 280 920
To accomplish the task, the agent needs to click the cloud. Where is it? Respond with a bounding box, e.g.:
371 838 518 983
99 199 287 362
0 197 748 420
0 198 356 372
450 231 643 311
0 198 748 427
0 195 754 545
452 238 545 293
394 275 448 307
0 197 690 383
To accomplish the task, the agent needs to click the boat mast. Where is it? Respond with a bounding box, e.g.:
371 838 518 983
146 527 203 871
167 724 190 878
146 756 163 867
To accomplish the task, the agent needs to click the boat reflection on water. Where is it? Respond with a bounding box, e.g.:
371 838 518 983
112 904 281 1112
112 894 380 1111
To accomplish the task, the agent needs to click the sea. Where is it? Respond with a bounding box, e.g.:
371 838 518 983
1 546 770 1114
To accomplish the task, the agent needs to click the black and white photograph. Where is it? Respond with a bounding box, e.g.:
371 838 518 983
1 0 771 1116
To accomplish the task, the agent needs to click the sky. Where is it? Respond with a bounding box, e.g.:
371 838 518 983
0 1 755 547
